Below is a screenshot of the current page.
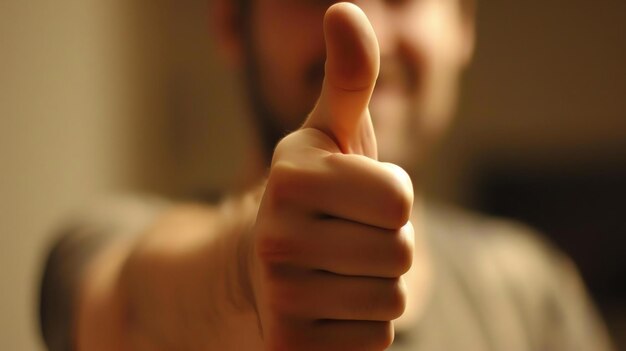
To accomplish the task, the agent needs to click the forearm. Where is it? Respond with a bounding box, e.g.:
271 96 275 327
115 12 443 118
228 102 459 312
76 197 263 350
75 237 136 351
39 196 168 351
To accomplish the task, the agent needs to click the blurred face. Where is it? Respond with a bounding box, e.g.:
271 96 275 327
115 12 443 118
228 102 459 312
235 0 474 168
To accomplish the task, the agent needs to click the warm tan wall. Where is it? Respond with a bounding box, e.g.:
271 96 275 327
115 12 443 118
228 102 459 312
1 0 625 349
1 1 132 349
1 1 244 348
466 1 626 160
426 0 626 202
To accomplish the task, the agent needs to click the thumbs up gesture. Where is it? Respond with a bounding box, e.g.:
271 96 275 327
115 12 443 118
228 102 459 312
252 3 414 350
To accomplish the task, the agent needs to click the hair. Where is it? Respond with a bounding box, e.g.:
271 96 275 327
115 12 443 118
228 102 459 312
233 0 474 18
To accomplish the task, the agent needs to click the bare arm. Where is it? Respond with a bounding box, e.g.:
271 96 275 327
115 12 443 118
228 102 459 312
47 5 413 351
39 196 168 351
75 193 264 351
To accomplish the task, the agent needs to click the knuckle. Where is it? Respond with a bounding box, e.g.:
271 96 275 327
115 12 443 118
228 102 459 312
385 279 408 320
266 159 319 210
265 325 300 351
367 280 407 321
388 224 414 276
256 234 299 266
266 161 300 206
369 279 407 322
381 322 396 349
272 132 299 161
368 321 395 350
266 338 295 351
380 164 413 229
266 281 302 316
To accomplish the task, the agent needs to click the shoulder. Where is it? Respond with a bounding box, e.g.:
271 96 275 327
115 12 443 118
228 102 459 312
423 202 578 310
421 203 613 351
424 202 561 281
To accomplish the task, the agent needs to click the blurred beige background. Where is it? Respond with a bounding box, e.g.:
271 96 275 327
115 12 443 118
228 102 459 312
1 0 625 349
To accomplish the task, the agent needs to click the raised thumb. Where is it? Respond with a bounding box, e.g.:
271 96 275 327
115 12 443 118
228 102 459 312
302 2 380 158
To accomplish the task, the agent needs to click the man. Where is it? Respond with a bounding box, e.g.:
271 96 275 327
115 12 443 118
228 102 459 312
39 0 613 350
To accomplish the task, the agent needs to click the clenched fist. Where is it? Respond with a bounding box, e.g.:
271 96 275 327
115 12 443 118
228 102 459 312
251 3 415 350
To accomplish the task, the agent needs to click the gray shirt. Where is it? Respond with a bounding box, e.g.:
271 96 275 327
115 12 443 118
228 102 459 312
39 197 614 350
390 204 613 351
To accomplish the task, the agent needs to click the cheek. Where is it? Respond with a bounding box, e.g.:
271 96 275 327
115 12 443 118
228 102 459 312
403 2 465 116
402 2 466 74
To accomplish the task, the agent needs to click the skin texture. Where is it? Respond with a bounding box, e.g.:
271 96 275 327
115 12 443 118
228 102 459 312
76 1 475 350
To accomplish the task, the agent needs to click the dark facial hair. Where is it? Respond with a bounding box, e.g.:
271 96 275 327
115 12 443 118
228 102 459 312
239 2 326 164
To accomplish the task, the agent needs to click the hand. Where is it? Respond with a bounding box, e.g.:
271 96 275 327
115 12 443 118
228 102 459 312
251 3 415 350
